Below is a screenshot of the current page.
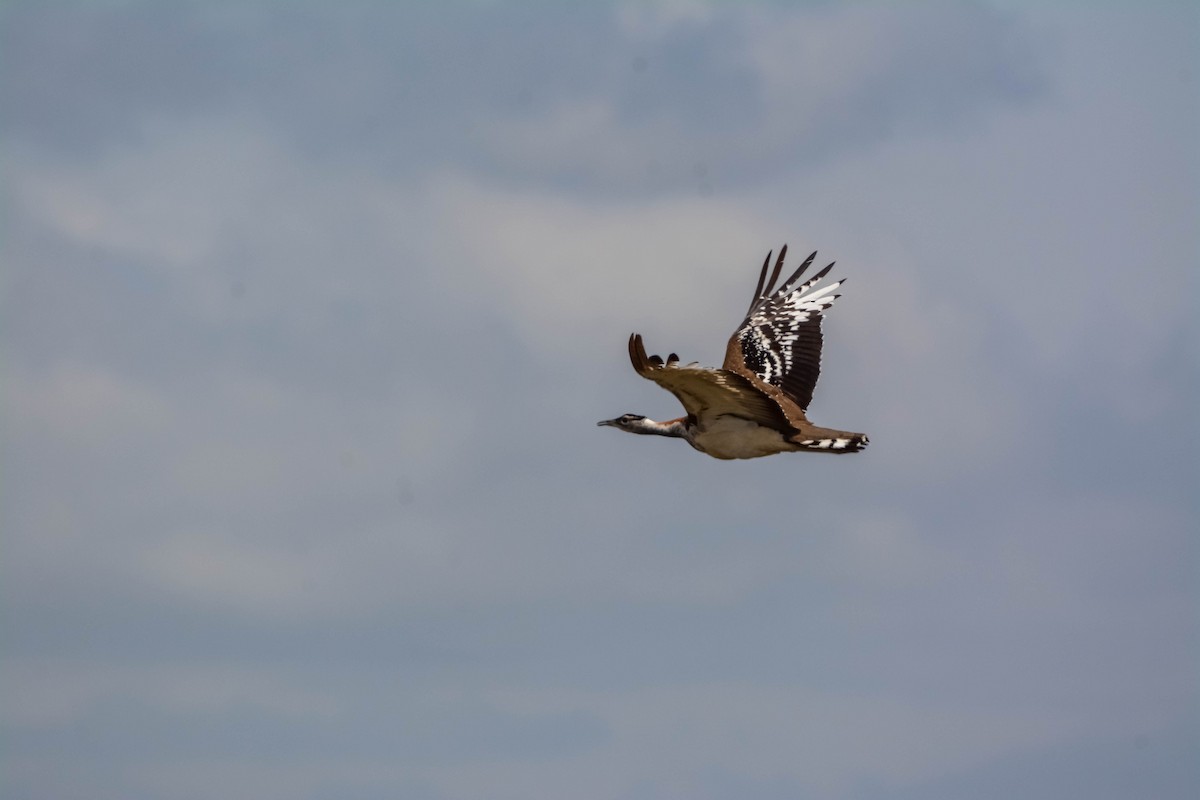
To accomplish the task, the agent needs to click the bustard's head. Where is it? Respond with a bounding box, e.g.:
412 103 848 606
597 413 686 439
597 413 646 432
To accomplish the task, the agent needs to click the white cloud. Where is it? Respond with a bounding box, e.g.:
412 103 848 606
9 116 434 334
431 682 1083 799
617 0 716 37
7 361 173 446
2 659 338 728
828 508 965 590
140 532 323 618
134 493 817 620
482 3 1039 190
426 172 782 359
12 119 286 271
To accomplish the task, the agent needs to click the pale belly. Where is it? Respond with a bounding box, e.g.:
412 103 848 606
685 416 796 460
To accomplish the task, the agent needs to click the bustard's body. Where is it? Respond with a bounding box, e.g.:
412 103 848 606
598 245 868 460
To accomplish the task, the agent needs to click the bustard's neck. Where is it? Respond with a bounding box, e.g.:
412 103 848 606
629 417 688 438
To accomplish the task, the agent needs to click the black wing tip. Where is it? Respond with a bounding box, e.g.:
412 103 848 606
761 246 788 302
768 250 821 298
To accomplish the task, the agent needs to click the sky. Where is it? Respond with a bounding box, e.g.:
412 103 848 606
1 2 1197 799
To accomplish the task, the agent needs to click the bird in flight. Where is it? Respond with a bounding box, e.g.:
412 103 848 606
598 245 868 460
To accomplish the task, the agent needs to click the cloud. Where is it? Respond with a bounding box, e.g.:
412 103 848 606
479 3 1043 191
427 682 1083 799
8 116 434 337
1 4 1194 800
0 107 1118 630
2 2 1043 193
7 360 172 446
426 172 781 356
3 659 339 729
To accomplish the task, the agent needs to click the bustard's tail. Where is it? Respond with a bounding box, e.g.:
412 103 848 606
790 429 869 454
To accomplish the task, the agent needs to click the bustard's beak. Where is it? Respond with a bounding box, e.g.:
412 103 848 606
597 418 617 427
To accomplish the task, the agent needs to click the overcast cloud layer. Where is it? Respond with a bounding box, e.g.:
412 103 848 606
2 3 1197 799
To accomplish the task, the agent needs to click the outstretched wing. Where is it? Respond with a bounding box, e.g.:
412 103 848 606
722 245 844 411
628 334 793 430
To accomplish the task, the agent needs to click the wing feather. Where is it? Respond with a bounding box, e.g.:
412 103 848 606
723 247 845 411
628 333 794 430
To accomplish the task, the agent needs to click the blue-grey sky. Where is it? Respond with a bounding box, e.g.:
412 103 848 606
2 2 1196 799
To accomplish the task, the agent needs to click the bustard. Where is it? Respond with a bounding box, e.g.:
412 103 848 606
598 245 868 460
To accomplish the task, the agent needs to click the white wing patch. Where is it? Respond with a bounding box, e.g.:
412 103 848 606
741 275 842 386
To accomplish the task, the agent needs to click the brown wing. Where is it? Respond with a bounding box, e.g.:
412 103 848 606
722 245 843 411
628 333 795 430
